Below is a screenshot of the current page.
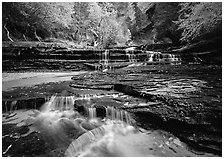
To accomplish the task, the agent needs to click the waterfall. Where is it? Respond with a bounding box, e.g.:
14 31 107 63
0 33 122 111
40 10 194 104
4 94 143 157
45 96 51 102
94 65 101 71
126 52 137 63
147 53 154 62
26 95 134 151
106 106 132 125
169 54 181 65
41 96 75 112
4 100 18 113
39 96 133 125
99 50 109 70
10 101 17 112
125 47 137 63
25 95 81 149
87 107 97 119
4 100 17 113
145 51 182 64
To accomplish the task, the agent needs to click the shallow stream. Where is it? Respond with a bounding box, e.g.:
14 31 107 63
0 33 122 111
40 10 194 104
2 51 222 157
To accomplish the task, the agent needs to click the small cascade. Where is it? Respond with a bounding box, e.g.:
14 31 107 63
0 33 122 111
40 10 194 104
169 54 182 65
80 94 91 101
129 53 137 62
4 100 18 113
146 52 182 64
145 51 162 62
106 106 132 125
10 101 17 112
45 96 51 102
147 53 153 62
3 98 47 113
22 95 82 149
3 100 18 114
94 65 101 71
125 50 137 63
42 96 75 112
125 47 137 63
170 54 175 61
99 50 109 70
87 107 97 119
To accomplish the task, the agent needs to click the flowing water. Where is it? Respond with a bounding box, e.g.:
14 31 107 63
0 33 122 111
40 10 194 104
99 50 110 70
2 49 221 157
125 47 137 63
146 51 182 64
3 95 148 156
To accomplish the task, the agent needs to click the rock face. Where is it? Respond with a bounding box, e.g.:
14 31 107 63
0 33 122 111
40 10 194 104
4 95 200 157
2 47 221 156
69 64 222 156
4 41 202 72
113 84 139 96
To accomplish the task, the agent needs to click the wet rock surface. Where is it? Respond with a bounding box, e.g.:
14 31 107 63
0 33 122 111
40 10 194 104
69 64 222 155
2 63 221 156
2 59 88 72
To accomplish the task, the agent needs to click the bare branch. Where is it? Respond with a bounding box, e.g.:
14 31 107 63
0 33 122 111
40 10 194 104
4 24 14 42
34 28 42 42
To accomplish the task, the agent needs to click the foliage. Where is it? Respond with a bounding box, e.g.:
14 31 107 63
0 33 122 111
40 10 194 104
87 2 131 48
2 2 222 47
177 2 222 43
87 2 117 48
2 2 74 41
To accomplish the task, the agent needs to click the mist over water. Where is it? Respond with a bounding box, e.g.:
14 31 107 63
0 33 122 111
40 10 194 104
65 123 147 157
14 94 200 157
23 95 147 156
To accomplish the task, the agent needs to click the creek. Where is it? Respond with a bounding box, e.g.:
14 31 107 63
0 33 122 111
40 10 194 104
2 49 222 157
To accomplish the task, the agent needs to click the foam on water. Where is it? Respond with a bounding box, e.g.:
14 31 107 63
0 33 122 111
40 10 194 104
5 95 199 157
21 95 135 151
65 122 139 157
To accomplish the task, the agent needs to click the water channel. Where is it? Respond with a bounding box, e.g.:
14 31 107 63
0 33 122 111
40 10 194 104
2 49 222 157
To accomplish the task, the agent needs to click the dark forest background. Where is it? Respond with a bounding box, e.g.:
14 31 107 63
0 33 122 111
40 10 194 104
2 2 222 48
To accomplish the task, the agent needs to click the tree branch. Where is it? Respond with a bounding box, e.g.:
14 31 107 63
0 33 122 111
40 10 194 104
34 28 42 42
23 34 27 41
4 24 14 42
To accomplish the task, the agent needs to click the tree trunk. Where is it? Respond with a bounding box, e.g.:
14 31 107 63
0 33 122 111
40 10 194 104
88 28 99 48
4 24 14 42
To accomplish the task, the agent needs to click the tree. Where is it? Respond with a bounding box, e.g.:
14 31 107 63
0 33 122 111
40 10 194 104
87 2 130 48
70 2 90 42
2 2 74 41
